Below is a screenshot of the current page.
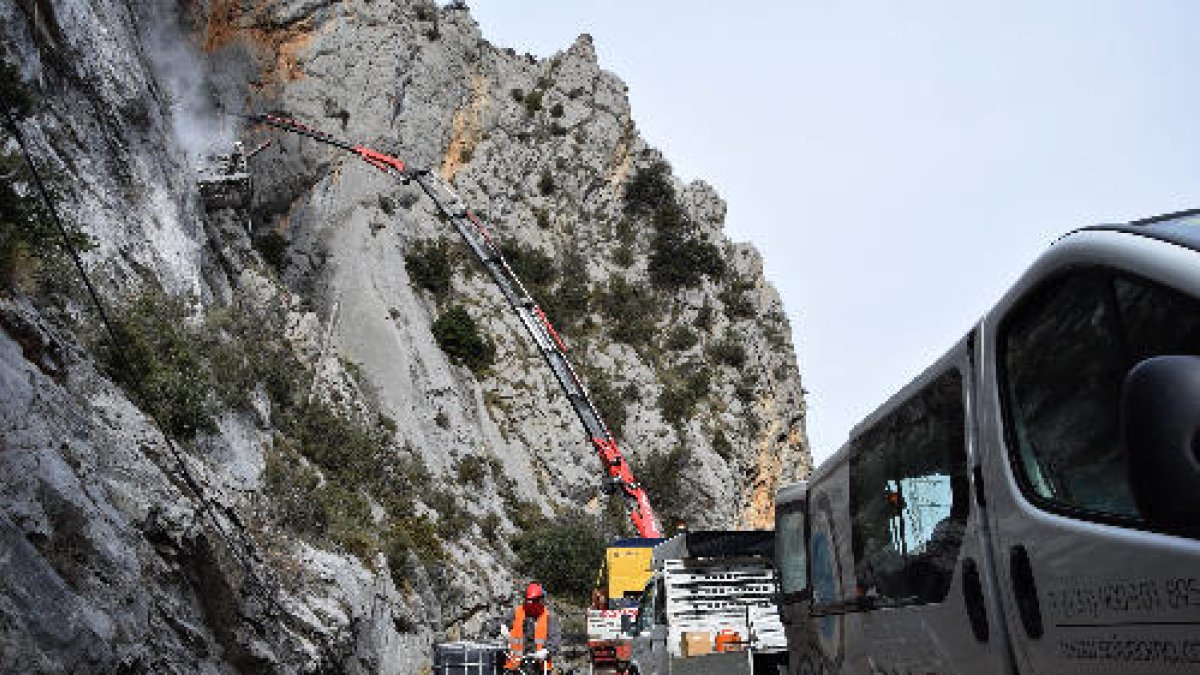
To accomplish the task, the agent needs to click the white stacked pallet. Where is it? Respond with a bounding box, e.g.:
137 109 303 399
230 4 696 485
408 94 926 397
662 558 782 657
747 604 788 651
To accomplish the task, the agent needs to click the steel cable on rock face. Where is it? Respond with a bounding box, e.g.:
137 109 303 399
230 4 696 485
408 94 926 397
0 102 286 620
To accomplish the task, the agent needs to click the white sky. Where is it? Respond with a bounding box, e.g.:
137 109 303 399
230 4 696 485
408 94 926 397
463 1 1200 464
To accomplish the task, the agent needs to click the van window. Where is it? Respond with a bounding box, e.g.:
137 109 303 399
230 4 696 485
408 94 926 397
776 500 808 596
850 369 969 605
1000 270 1200 528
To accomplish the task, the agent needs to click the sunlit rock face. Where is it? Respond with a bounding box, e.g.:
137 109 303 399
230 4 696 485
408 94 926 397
0 0 810 671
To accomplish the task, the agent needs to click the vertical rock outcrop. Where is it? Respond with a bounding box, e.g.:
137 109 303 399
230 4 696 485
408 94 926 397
0 0 811 671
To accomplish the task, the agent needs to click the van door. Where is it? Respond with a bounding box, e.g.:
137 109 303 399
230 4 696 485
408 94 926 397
979 257 1200 674
845 359 1009 674
775 484 816 675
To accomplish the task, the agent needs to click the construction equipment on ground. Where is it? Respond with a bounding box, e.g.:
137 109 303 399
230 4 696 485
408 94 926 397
586 538 659 672
627 532 788 675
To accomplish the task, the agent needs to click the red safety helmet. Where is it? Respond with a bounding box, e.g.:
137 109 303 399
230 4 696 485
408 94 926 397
525 582 545 602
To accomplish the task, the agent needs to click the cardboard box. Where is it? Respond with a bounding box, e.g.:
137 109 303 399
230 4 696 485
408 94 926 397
681 631 712 658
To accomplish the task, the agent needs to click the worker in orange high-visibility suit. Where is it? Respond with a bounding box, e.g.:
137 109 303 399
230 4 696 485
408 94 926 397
503 582 562 672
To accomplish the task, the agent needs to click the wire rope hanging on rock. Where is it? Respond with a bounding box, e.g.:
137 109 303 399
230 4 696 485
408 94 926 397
0 102 288 620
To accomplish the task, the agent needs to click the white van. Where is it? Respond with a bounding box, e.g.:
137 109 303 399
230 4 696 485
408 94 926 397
775 212 1200 674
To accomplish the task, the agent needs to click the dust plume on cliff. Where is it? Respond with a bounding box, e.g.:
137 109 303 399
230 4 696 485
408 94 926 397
135 2 233 160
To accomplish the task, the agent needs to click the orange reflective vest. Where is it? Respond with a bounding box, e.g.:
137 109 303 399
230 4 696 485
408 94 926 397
506 605 552 670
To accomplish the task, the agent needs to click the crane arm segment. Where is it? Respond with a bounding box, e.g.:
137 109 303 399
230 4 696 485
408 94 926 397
248 114 664 539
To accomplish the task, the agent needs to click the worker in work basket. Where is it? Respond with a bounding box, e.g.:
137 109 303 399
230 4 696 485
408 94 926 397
502 582 562 673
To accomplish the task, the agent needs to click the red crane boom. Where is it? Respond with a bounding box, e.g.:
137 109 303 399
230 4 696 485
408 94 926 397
248 114 664 539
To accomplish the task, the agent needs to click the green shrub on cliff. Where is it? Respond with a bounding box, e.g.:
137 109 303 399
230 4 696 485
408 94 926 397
513 509 607 603
404 239 453 298
432 305 495 373
623 162 675 216
624 162 726 290
97 290 218 439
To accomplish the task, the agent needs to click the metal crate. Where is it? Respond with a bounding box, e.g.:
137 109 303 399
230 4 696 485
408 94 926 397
433 641 504 675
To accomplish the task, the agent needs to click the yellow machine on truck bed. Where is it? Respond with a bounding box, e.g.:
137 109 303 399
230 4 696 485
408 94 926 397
588 538 662 671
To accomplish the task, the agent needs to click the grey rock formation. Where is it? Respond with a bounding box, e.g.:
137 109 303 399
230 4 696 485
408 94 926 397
0 0 811 671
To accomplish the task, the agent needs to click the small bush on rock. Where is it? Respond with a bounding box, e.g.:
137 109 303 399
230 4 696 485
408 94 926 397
637 444 694 526
595 276 656 347
525 89 544 115
501 241 557 297
432 306 495 373
404 239 453 298
456 454 489 487
386 514 445 586
513 509 608 604
587 376 628 437
538 169 555 195
648 234 725 289
623 162 675 217
657 361 710 426
665 326 698 352
98 290 218 439
708 338 747 368
720 276 757 320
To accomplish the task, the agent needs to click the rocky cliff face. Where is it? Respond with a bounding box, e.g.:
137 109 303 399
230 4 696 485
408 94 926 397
0 0 810 672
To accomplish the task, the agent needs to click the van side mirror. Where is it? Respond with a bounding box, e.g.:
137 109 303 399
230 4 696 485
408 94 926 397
1121 355 1200 528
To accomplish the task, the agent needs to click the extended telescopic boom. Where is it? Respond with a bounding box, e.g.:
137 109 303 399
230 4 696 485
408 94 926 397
248 114 664 539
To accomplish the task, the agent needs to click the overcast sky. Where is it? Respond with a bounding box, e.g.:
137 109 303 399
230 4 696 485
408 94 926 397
464 1 1200 464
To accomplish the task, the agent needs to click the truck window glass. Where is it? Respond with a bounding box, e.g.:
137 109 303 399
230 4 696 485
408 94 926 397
637 581 655 632
1001 270 1200 526
850 369 968 605
653 576 667 625
777 501 808 595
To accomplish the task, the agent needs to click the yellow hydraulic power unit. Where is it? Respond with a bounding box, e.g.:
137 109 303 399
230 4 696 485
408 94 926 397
604 538 660 606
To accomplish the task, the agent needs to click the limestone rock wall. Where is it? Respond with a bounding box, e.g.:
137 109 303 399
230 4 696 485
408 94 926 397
0 0 811 671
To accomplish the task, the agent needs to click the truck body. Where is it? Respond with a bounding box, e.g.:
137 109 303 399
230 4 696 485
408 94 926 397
628 532 788 675
587 538 660 671
774 214 1200 674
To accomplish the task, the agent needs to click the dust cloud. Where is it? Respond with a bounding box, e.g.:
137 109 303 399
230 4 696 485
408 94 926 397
136 2 234 161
